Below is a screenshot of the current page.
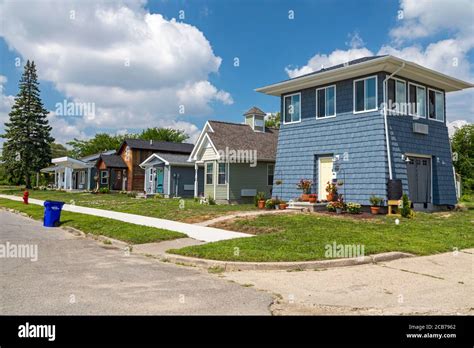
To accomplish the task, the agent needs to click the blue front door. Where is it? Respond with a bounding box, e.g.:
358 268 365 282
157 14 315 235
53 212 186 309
155 167 164 193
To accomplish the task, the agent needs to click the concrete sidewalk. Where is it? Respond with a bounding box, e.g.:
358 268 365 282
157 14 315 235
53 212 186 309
0 194 252 243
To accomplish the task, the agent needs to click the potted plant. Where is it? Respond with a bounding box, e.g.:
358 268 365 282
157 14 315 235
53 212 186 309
325 181 337 201
297 179 313 201
308 193 317 203
256 192 266 209
347 202 361 214
279 200 287 210
333 201 345 214
369 195 382 215
326 202 336 212
265 198 277 209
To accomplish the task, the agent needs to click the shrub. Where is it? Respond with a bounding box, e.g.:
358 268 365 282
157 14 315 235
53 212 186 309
326 202 336 212
99 187 110 194
400 193 413 218
127 192 138 198
460 194 472 202
369 195 382 206
254 192 266 206
208 196 216 205
346 202 361 214
265 199 277 209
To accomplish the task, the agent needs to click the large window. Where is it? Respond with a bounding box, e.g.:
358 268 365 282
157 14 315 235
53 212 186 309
267 164 274 186
283 93 301 124
218 163 227 185
408 83 426 117
428 89 444 122
387 78 406 113
205 163 213 185
100 170 108 185
316 85 336 118
354 76 377 113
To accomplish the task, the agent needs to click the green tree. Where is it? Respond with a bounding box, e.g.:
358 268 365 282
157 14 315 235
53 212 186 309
1 60 54 187
265 112 280 129
67 133 126 158
451 124 473 193
138 127 188 143
51 143 69 158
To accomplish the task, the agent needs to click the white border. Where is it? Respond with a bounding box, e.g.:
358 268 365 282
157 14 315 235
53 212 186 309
317 156 333 198
315 85 336 119
353 75 378 114
282 92 302 124
217 162 227 186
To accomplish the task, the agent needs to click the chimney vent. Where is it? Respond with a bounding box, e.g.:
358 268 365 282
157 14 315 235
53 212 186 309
150 139 153 145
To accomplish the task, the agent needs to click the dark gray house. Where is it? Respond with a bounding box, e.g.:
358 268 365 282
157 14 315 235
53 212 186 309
256 55 473 209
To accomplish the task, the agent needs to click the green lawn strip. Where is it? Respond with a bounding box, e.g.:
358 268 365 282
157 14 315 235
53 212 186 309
169 208 474 262
0 187 256 222
0 198 185 244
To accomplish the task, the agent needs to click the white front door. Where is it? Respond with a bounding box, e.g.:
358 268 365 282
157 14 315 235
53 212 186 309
318 157 333 198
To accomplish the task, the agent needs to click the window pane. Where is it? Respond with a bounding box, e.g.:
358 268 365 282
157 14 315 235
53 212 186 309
428 90 436 119
435 92 444 121
409 85 417 114
284 96 291 123
366 77 376 110
417 87 426 117
396 80 406 113
317 89 325 117
206 163 213 184
355 80 364 111
291 94 300 122
326 86 335 116
218 163 226 184
387 79 396 110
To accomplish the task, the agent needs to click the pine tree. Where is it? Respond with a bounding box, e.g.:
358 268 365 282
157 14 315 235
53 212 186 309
1 60 54 188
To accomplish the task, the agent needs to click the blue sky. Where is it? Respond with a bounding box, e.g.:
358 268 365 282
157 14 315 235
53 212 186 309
1 0 473 146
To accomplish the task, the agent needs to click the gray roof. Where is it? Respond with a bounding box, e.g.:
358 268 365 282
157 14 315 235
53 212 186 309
207 121 279 161
80 150 116 163
159 152 192 165
122 139 194 154
99 154 127 168
244 106 266 116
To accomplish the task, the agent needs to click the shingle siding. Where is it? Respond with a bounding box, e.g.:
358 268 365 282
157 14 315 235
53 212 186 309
274 72 456 206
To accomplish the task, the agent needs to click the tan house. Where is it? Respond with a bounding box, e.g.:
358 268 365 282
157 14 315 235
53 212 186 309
188 107 279 203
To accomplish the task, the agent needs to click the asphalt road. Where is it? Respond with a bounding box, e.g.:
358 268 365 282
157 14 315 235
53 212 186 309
0 210 273 315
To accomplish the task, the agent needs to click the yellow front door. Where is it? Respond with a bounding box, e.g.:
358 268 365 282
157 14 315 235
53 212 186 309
319 157 333 198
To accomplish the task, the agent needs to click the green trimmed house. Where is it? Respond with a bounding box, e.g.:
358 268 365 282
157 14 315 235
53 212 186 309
189 107 279 203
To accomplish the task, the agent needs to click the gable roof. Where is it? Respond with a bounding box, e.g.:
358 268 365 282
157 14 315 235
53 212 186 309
119 139 194 154
256 55 474 96
202 120 279 162
98 154 127 168
244 106 266 116
80 149 116 163
140 152 194 167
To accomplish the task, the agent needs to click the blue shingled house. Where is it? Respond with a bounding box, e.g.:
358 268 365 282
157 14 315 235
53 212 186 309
256 55 473 210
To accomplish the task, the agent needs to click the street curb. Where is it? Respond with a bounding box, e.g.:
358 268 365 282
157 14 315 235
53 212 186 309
153 251 415 271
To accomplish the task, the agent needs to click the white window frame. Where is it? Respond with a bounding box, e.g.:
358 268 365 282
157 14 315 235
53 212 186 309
100 170 109 185
353 75 378 114
217 162 227 185
205 162 213 185
387 77 407 115
315 85 336 119
267 163 275 186
427 88 445 123
283 92 302 125
408 82 427 118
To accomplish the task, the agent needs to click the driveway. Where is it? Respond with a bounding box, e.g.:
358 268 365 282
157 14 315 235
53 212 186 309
223 249 474 315
0 210 272 315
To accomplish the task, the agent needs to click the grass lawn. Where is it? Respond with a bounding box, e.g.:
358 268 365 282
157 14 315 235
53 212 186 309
0 198 185 244
169 199 474 262
0 186 256 223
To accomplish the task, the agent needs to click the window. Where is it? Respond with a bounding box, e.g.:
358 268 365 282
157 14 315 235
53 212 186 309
218 163 227 185
408 83 426 117
283 93 301 124
428 89 444 122
354 76 377 113
316 85 336 118
267 164 274 186
100 170 109 185
79 171 85 185
387 78 406 114
205 162 213 185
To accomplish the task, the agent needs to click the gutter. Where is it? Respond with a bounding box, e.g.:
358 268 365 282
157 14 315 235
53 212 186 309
383 62 405 180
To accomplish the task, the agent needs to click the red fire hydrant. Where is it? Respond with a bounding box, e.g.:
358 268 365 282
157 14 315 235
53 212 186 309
23 190 29 204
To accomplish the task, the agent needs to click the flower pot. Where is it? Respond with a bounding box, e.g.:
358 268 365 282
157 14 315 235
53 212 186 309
301 193 310 202
336 208 342 214
258 200 265 209
308 195 317 203
279 203 287 210
370 206 380 215
326 193 335 202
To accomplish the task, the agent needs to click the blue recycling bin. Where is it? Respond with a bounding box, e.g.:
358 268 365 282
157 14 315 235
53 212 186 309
43 201 65 227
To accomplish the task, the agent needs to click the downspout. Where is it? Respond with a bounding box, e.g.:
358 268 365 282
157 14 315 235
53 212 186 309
383 62 405 180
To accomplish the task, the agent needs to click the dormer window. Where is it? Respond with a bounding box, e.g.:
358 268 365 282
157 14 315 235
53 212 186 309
244 106 267 132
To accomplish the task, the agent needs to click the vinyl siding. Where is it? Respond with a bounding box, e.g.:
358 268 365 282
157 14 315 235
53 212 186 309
229 162 273 202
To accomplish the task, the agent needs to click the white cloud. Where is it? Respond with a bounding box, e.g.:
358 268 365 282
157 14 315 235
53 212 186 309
0 75 16 148
0 0 232 143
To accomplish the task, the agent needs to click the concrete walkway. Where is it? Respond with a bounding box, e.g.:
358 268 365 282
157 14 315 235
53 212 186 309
195 208 295 226
0 194 252 243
